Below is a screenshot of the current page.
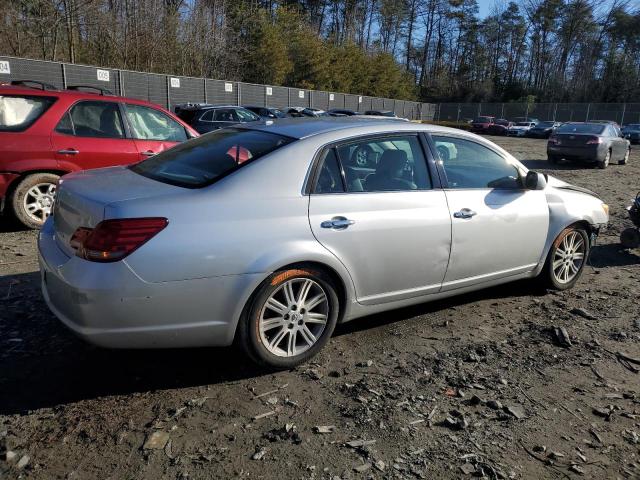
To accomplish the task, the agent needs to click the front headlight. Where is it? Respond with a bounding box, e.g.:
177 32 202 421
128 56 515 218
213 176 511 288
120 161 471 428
601 203 609 216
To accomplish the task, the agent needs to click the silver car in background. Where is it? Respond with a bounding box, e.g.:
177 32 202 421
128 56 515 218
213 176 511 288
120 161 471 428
39 118 609 368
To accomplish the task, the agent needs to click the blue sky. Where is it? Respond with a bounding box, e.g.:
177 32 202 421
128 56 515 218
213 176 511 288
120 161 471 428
477 0 497 18
476 0 619 18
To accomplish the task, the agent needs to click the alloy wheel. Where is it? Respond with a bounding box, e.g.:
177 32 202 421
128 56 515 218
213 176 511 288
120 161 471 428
258 278 329 357
552 231 586 284
23 182 56 223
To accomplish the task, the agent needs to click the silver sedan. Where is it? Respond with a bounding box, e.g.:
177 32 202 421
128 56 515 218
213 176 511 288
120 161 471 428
39 118 609 368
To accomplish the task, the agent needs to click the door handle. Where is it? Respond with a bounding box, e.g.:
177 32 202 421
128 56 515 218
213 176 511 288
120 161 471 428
57 149 79 155
321 216 355 230
453 208 477 219
141 150 156 157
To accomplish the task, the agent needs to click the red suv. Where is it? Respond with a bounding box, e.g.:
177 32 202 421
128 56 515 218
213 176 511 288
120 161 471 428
0 81 198 228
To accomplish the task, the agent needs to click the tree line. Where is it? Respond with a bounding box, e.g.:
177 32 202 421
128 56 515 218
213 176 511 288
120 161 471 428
1 0 639 103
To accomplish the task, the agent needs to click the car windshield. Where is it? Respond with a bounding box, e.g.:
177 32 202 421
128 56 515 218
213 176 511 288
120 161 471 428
474 117 492 123
556 124 605 134
515 122 530 126
131 128 294 188
537 121 555 127
0 95 56 132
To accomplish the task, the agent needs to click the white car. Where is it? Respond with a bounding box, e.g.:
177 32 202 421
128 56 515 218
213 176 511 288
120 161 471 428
508 122 536 136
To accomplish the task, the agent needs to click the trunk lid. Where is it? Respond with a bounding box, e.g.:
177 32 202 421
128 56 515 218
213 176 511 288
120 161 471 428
553 133 597 147
53 166 183 256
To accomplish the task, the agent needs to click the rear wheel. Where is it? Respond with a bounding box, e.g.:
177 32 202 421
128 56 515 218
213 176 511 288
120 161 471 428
238 268 339 369
10 173 60 229
541 226 590 290
597 150 610 169
619 147 630 165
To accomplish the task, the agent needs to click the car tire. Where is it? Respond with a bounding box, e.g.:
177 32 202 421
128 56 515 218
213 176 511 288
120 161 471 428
547 155 559 164
238 267 339 369
541 226 590 291
597 150 610 169
10 173 60 229
619 147 630 165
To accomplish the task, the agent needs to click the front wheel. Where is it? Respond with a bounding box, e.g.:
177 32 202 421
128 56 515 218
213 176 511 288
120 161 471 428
10 173 60 229
541 227 590 290
238 268 339 369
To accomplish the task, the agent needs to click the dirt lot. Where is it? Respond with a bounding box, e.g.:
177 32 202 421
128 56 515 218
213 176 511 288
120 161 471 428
1 136 639 480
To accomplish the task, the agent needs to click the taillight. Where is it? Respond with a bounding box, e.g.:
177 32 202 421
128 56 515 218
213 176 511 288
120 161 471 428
586 136 602 145
71 218 168 262
548 136 560 145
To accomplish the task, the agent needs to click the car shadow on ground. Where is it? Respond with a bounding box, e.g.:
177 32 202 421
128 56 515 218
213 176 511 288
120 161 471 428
0 272 546 415
0 244 636 416
0 217 28 233
589 243 640 268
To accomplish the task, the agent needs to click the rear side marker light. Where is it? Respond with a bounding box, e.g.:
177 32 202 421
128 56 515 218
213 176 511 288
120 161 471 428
70 218 168 262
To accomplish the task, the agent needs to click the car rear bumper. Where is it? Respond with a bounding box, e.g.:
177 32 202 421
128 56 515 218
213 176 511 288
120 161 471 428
38 217 259 349
547 144 606 162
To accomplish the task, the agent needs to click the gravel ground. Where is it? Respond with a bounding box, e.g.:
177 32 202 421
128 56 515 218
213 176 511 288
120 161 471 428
1 136 639 479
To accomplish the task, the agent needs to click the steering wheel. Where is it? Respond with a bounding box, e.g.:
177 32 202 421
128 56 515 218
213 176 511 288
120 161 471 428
351 144 376 167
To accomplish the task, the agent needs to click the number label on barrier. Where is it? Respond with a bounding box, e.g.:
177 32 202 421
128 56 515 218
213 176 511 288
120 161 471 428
170 77 180 88
329 93 334 101
0 61 10 74
225 82 233 92
358 96 362 103
298 90 304 98
266 86 272 96
97 69 110 82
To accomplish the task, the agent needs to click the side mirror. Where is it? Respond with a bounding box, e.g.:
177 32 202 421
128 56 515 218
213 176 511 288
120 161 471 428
525 171 547 190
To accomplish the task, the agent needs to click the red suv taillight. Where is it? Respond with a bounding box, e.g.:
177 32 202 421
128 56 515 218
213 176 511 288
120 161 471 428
70 218 168 262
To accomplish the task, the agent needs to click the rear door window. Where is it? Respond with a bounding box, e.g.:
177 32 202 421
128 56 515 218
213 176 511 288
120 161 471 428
335 135 431 192
213 109 238 122
199 110 214 122
313 149 345 193
57 100 125 138
0 95 56 132
125 104 187 142
130 128 294 188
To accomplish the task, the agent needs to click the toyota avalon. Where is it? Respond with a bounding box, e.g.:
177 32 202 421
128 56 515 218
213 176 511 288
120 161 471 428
39 118 609 368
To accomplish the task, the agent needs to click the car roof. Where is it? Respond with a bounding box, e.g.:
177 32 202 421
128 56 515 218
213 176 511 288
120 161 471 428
0 84 165 107
242 117 453 140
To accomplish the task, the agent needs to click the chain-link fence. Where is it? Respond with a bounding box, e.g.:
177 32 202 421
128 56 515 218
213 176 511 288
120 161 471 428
435 102 640 125
0 56 431 121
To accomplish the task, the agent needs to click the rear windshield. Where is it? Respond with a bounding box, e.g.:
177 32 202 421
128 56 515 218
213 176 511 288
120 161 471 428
557 123 605 134
473 117 492 123
131 128 294 188
537 121 555 127
0 95 56 132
